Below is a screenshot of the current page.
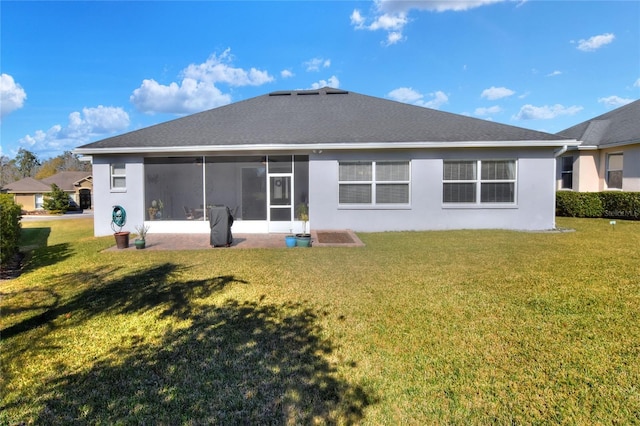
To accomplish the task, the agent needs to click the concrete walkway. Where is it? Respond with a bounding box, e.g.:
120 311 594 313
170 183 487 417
106 229 364 251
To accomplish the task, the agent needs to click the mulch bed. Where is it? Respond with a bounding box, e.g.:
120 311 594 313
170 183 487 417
316 231 355 244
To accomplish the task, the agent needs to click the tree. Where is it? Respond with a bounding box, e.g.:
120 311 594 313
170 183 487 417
14 148 40 178
0 155 21 186
42 184 69 213
35 151 91 179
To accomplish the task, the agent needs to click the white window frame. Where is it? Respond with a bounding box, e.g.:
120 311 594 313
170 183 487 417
110 163 127 191
35 193 44 210
338 160 411 208
443 159 517 206
606 153 623 190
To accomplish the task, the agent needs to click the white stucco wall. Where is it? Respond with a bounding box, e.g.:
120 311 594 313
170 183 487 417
92 156 147 236
92 148 559 236
309 148 557 232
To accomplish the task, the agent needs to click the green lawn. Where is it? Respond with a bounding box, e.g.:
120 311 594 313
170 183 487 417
1 217 639 424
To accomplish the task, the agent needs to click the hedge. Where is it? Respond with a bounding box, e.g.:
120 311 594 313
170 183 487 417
556 191 640 219
0 194 22 265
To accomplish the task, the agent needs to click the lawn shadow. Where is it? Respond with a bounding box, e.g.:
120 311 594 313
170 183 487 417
22 243 73 271
1 263 245 339
33 299 375 424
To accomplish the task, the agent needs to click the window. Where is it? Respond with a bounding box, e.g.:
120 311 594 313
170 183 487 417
110 163 126 190
35 194 44 209
443 160 516 204
606 153 623 189
339 161 410 205
561 156 573 190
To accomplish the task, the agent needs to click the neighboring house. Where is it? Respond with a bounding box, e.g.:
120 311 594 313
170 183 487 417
1 177 52 211
74 87 578 237
1 171 93 211
555 99 640 192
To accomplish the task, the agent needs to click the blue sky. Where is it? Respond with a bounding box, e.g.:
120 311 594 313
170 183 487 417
1 0 638 159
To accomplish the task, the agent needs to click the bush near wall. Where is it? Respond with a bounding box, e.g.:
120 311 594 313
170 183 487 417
0 194 22 265
556 191 640 219
599 192 640 219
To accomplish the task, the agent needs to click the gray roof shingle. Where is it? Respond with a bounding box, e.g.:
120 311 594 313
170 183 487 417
77 87 570 152
557 99 640 147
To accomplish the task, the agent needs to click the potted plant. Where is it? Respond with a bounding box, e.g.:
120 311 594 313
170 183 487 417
134 224 150 249
111 205 129 249
295 203 311 247
285 228 297 248
148 199 164 220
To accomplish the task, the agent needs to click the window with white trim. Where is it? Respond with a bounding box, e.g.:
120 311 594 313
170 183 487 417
111 163 126 190
339 161 410 205
443 160 516 204
35 194 44 209
606 153 623 189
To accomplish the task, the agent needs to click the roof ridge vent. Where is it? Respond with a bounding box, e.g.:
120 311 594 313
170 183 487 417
269 91 292 96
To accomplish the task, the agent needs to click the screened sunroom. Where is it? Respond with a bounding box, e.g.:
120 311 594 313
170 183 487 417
143 155 309 233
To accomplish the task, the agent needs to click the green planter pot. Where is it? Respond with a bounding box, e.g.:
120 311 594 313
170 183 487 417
134 238 146 249
295 234 311 247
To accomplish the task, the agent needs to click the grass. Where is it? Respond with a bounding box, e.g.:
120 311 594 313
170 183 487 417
1 217 639 424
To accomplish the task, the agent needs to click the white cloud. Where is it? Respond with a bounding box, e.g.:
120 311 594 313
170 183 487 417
385 31 405 46
351 0 505 45
514 104 583 120
304 58 331 72
633 78 640 88
19 106 129 154
0 73 27 118
378 0 505 13
281 69 294 78
309 76 340 90
475 105 502 116
130 49 273 115
547 70 562 77
131 78 231 114
388 87 448 109
598 96 634 108
481 86 515 100
575 33 615 52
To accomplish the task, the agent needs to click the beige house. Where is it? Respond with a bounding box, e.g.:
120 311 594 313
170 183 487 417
556 99 640 192
2 171 92 211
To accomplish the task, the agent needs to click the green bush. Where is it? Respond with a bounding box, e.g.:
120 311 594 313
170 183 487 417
599 192 640 219
43 183 69 213
0 194 22 265
556 191 640 219
555 191 604 218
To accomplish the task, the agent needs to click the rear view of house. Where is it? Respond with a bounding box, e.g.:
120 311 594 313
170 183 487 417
75 87 578 237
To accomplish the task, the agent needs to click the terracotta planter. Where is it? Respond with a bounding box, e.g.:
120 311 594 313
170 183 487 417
114 231 130 249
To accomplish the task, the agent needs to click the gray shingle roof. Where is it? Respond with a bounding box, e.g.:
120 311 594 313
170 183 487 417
77 87 569 152
556 99 640 148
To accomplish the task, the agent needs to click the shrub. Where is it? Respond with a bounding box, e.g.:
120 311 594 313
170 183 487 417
555 191 603 218
43 183 69 213
0 194 22 265
599 192 640 219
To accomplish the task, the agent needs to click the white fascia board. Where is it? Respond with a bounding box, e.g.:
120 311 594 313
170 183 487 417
74 139 579 155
